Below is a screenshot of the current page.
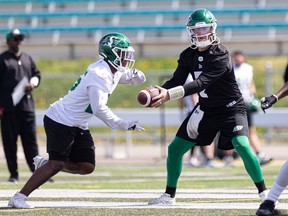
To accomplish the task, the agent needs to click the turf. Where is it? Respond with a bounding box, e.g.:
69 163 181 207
0 159 287 215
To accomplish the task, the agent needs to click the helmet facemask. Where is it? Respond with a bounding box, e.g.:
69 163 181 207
186 22 218 49
112 46 135 72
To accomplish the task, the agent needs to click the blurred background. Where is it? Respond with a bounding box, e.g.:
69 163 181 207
0 0 287 161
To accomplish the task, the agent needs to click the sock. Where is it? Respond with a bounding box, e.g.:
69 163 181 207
255 181 266 194
232 135 266 191
165 186 176 198
166 136 196 190
267 160 288 202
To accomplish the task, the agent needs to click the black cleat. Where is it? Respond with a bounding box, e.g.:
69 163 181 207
256 200 281 216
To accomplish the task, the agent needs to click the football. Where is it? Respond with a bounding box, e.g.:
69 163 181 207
137 86 160 107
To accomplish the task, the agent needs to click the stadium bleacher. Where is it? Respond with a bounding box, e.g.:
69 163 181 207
0 0 287 58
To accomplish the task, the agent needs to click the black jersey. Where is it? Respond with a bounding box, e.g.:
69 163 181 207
162 44 243 111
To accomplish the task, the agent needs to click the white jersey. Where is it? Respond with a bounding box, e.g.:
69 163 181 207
46 60 146 130
234 62 254 104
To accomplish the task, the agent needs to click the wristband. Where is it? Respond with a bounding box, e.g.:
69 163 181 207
168 86 185 100
272 94 278 101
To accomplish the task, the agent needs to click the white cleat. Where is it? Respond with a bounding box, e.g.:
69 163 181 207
33 155 48 170
148 193 176 205
8 192 34 209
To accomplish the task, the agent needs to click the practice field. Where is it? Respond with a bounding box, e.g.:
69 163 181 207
0 157 287 216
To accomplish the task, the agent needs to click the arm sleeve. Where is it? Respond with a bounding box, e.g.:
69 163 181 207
88 85 131 130
118 68 146 85
162 53 190 89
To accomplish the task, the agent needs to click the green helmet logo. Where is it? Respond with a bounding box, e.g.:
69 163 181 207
99 32 135 71
186 8 219 48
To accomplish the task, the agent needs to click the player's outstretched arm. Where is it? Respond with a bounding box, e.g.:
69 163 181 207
261 82 288 112
275 82 288 100
119 69 146 85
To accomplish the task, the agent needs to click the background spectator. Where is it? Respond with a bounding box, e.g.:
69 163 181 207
0 29 41 183
233 50 273 166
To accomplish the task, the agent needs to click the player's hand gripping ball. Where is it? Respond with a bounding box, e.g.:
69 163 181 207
137 86 160 107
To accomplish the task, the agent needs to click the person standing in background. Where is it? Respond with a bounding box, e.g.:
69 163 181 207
0 29 41 183
233 50 273 166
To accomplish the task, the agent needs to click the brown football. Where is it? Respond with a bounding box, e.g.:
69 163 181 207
137 86 160 107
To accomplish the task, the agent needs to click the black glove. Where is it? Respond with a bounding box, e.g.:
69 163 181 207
260 95 278 113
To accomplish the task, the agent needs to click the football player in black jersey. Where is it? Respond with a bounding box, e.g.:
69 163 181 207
148 8 268 205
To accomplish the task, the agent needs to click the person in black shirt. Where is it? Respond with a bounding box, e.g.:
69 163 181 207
0 29 41 183
148 8 268 205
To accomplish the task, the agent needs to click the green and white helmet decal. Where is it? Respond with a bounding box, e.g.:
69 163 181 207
186 8 220 49
99 32 135 72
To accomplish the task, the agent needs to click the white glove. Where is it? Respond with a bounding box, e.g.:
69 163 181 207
114 119 145 131
119 68 146 85
131 69 141 78
127 120 145 131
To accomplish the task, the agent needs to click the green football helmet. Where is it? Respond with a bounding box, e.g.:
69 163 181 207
186 8 219 49
99 32 135 71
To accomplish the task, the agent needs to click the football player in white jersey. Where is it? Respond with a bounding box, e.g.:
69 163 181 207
8 32 146 209
256 82 288 215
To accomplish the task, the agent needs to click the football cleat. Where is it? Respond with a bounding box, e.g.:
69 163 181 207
148 193 176 205
256 200 280 216
8 192 34 209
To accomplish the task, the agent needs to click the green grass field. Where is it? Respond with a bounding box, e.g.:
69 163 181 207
0 156 287 216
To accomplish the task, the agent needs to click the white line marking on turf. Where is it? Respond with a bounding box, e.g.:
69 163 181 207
1 189 288 199
1 201 288 209
1 189 288 209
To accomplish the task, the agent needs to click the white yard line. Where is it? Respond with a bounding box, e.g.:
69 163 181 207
0 201 288 209
0 189 288 209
